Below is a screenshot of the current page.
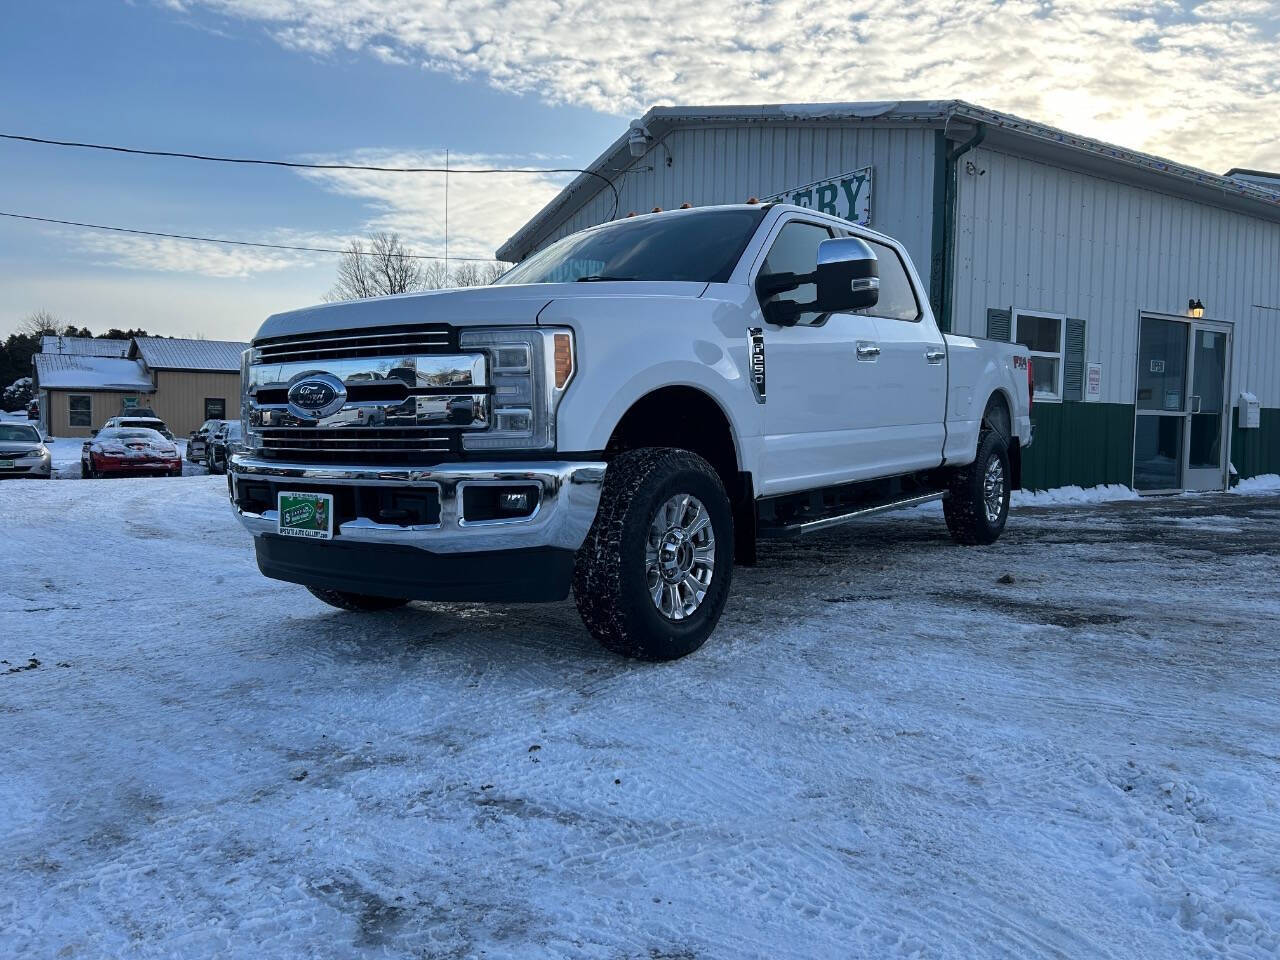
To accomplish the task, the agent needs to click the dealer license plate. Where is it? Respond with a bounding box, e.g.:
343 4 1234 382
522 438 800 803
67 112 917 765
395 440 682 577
277 491 334 540
0 460 13 469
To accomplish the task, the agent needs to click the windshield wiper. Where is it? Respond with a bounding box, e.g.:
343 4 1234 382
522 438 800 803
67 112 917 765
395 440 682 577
575 274 637 282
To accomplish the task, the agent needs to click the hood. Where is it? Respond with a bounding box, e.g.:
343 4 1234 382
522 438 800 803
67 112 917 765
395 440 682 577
0 441 43 455
253 281 710 342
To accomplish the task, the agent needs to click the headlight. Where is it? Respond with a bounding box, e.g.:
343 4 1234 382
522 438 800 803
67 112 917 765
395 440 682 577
458 327 575 451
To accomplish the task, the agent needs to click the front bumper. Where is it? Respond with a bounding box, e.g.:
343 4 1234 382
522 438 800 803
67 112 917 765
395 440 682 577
0 458 51 478
228 455 607 601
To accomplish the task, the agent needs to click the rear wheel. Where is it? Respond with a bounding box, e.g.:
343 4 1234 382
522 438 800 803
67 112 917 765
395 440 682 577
943 429 1011 545
306 587 411 612
573 448 734 661
208 449 224 474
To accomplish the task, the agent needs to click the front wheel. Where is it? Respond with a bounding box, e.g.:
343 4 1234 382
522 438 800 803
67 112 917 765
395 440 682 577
208 450 224 474
943 429 1011 545
573 448 734 661
306 587 411 611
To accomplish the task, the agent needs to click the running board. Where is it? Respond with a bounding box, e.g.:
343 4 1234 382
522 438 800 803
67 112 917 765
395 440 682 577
758 491 944 538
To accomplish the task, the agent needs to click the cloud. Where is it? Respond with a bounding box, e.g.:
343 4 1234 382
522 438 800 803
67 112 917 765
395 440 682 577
292 150 572 262
71 230 314 278
172 0 1279 172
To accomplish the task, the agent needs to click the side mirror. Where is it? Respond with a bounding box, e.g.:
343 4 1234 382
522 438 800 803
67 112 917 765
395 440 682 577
90 429 99 437
815 237 879 314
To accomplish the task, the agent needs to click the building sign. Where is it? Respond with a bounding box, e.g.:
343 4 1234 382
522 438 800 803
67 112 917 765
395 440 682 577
1085 362 1103 402
766 167 873 225
122 396 139 409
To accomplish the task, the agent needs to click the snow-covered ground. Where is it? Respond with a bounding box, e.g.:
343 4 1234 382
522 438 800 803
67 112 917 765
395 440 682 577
2 478 1278 959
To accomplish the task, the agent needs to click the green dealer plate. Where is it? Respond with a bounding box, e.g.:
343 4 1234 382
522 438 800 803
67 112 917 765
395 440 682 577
277 491 334 540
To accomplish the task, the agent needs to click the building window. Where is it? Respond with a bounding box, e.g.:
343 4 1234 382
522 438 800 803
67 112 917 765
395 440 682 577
1013 310 1066 401
205 397 226 420
69 394 91 427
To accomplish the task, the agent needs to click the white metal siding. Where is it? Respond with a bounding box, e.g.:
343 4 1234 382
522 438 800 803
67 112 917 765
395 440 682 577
953 145 1280 407
532 124 938 285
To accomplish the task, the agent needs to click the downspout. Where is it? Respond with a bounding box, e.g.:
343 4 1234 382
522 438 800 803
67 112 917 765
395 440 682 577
929 120 985 333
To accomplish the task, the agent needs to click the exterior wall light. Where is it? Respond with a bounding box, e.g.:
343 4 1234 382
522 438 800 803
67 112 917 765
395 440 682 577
1188 298 1205 318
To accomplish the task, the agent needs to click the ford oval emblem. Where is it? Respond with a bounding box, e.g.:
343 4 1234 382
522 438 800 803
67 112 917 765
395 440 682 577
286 372 347 420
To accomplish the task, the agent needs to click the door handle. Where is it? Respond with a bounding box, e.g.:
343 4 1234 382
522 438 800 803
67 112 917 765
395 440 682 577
1189 395 1202 415
925 348 946 364
856 341 881 361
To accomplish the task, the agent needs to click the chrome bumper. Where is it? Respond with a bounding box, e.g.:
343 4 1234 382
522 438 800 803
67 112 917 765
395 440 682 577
228 455 606 553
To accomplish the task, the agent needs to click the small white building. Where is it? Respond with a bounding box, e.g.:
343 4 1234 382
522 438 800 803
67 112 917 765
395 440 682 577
499 101 1280 492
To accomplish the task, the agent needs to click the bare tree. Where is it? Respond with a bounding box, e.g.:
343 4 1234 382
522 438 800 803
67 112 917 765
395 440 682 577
20 309 60 338
325 232 427 302
482 262 510 285
450 262 483 287
421 261 451 290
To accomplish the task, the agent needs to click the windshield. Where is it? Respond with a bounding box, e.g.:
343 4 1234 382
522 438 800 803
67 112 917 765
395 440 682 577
99 429 165 442
0 424 40 443
495 207 767 285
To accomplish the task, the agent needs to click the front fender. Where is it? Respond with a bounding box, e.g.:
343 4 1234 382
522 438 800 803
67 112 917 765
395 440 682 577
538 294 759 463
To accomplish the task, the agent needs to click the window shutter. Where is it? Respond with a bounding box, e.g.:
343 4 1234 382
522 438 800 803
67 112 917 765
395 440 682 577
1063 318 1086 401
986 307 1011 342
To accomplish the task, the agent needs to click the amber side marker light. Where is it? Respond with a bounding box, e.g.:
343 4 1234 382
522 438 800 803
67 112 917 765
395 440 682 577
553 333 574 389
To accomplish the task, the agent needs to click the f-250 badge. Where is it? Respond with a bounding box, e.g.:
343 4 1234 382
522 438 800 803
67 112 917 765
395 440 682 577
748 328 766 403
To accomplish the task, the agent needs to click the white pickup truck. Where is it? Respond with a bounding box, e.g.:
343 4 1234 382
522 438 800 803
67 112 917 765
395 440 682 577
230 203 1032 660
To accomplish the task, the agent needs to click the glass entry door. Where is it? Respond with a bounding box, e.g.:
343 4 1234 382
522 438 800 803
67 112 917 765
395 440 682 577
1133 314 1232 492
1185 323 1232 491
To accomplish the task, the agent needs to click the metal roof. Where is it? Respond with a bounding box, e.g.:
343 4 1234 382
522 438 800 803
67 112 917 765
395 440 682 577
131 337 247 372
498 99 1280 261
39 336 130 358
33 355 155 392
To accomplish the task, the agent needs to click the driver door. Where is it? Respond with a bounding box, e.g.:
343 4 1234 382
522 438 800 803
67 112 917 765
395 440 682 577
753 217 889 497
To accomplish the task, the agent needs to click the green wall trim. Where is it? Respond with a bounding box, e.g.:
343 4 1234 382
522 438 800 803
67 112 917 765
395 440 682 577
928 129 948 322
1021 403 1280 490
1231 407 1280 479
1022 402 1135 491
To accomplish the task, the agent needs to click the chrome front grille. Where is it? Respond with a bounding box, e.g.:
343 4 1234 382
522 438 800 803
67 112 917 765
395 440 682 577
258 427 459 463
254 323 452 365
246 323 486 464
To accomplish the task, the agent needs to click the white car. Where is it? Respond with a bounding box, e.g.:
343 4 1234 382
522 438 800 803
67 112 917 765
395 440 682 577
0 422 51 479
102 416 174 441
230 203 1033 660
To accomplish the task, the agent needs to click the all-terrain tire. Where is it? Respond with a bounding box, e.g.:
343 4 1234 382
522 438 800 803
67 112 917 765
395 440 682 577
943 429 1011 546
573 447 734 661
306 587 411 611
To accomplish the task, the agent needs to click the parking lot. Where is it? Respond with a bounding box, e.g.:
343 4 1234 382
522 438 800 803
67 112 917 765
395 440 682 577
2 476 1278 959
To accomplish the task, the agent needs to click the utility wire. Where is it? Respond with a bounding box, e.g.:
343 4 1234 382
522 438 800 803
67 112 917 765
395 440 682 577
0 211 497 261
0 131 621 219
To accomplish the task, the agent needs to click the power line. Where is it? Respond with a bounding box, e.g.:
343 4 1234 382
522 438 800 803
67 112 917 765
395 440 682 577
0 131 621 219
0 211 498 261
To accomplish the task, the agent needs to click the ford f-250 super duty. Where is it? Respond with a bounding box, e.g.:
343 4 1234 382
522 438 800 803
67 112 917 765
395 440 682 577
229 203 1033 660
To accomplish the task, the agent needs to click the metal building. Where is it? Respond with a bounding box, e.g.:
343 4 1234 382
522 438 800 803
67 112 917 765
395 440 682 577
498 101 1280 492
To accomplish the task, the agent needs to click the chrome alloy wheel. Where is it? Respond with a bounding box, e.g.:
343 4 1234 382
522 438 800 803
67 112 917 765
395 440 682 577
645 493 716 621
983 454 1006 524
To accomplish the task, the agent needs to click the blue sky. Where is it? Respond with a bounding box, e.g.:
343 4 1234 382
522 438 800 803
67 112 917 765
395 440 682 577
2 0 1276 341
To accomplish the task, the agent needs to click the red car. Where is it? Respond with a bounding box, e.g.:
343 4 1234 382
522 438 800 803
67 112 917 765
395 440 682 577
81 428 182 479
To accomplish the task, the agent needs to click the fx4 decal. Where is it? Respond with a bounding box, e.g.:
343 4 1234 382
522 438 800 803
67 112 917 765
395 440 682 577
748 328 766 403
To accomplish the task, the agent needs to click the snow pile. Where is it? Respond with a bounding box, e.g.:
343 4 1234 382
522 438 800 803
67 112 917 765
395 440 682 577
1012 483 1141 506
1231 474 1280 495
2 480 1279 958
